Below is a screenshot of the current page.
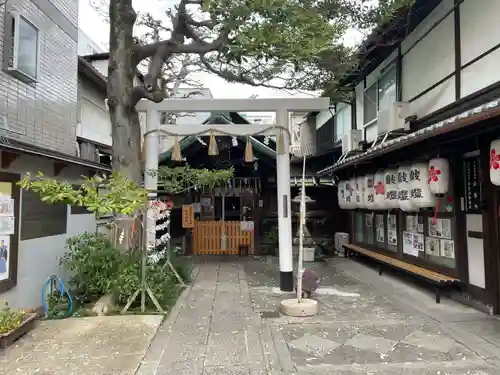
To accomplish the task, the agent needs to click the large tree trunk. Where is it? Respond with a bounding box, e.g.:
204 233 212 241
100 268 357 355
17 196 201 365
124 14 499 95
108 0 141 184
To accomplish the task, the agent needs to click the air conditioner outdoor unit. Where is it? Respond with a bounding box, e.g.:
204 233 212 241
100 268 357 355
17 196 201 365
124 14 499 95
377 101 410 135
341 129 363 154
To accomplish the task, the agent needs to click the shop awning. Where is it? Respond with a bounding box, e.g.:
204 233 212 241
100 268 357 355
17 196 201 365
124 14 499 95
317 99 500 176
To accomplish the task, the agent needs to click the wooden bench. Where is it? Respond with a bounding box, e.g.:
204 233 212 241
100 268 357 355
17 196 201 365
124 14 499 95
342 243 461 303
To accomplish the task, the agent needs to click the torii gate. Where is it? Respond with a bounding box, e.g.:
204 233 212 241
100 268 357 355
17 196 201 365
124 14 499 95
136 97 330 292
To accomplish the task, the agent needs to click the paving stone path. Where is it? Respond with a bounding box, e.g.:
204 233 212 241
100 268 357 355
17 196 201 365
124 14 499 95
138 257 500 375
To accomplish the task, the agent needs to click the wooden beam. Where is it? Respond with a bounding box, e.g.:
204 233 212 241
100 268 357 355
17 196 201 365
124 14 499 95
54 162 68 176
1 151 19 169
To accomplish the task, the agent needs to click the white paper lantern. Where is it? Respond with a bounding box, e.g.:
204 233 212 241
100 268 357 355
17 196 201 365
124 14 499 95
364 175 375 209
373 171 386 210
384 169 399 209
409 163 436 208
397 166 416 212
355 177 365 209
491 139 500 186
345 179 355 209
337 180 346 209
428 158 450 195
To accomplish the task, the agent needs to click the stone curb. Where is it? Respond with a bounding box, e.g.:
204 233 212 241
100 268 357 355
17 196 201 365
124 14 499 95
135 265 200 374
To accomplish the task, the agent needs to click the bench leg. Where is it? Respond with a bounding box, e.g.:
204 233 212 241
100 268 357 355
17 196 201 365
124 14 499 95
435 287 441 304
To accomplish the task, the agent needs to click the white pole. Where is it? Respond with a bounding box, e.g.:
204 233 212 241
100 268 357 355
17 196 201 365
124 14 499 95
275 110 293 291
145 110 160 249
296 154 306 302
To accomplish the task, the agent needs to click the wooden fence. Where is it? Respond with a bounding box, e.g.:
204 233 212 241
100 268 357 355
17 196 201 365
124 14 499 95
192 220 253 255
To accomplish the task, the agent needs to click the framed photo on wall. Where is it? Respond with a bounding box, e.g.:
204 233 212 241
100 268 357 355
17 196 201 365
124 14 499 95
0 172 20 293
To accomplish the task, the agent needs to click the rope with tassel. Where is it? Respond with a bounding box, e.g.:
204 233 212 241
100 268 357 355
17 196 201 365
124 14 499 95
144 125 290 162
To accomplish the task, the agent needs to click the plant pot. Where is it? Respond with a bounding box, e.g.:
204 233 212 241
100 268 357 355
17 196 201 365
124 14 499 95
0 313 38 349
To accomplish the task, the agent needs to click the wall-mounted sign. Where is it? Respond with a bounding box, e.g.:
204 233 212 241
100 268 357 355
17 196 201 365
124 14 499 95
182 204 195 228
464 156 482 213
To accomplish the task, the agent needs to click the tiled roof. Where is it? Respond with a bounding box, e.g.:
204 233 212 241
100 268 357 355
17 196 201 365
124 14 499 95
317 99 500 176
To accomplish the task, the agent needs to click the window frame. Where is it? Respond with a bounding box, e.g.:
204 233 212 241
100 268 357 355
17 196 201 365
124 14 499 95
362 61 398 128
4 12 40 84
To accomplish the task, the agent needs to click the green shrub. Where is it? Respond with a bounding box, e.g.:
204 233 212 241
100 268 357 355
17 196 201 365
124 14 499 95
61 233 190 309
61 233 122 301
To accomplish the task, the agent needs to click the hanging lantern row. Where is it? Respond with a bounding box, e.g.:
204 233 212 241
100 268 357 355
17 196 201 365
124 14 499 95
337 158 450 211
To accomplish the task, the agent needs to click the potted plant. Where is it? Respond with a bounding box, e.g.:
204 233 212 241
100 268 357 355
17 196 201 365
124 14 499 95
0 301 38 349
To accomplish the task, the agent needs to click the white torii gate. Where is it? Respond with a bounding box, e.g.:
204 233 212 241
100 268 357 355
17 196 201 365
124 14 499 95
136 97 330 292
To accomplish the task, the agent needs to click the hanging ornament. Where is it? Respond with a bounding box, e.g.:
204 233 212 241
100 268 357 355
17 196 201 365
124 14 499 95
276 128 285 155
264 135 270 145
397 166 416 211
364 175 375 209
355 176 365 209
491 139 500 186
373 171 386 210
409 163 436 208
208 131 218 155
171 136 182 161
428 158 449 195
244 136 254 162
231 136 238 147
384 169 399 209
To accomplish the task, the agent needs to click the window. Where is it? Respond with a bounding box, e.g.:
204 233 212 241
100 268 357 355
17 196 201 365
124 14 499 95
21 189 67 240
335 106 351 142
362 62 397 126
4 13 39 83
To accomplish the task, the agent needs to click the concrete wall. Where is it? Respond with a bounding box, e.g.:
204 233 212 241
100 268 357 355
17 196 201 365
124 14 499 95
0 154 97 308
0 0 78 155
354 0 500 143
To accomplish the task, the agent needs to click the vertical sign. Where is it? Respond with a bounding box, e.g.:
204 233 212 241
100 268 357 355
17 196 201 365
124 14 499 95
182 204 195 228
464 156 482 213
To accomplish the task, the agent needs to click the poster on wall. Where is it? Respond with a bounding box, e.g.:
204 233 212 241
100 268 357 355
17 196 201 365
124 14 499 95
0 196 14 216
388 230 398 246
425 237 440 256
403 231 419 257
0 216 14 235
440 239 455 259
0 235 10 281
428 218 452 239
413 233 424 252
388 215 397 230
376 228 385 243
406 216 416 232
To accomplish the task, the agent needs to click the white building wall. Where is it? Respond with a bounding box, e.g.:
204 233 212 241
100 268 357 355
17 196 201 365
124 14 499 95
315 110 332 130
78 28 106 55
0 154 98 308
459 0 500 97
78 78 112 146
402 0 455 118
354 0 500 143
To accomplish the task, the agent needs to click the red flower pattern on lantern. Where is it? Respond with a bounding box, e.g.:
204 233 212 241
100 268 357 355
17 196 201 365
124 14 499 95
428 165 441 184
374 181 385 195
491 149 500 170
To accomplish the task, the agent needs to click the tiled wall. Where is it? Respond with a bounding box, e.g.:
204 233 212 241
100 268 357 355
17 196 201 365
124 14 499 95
0 0 78 155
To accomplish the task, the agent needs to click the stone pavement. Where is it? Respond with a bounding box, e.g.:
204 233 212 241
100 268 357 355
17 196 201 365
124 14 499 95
138 256 500 374
0 315 162 375
245 257 500 374
136 261 275 375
